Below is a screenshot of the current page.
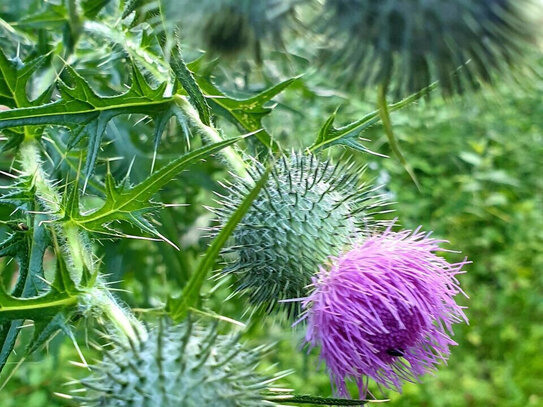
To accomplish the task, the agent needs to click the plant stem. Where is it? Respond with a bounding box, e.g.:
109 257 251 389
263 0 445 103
83 287 147 344
66 0 82 56
18 139 146 344
19 141 91 282
19 141 61 211
377 84 421 190
174 95 251 180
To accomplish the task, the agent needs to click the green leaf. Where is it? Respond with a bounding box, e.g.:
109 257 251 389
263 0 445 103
15 3 68 29
24 313 70 356
0 217 49 373
0 286 78 324
0 217 77 373
0 50 47 108
81 0 111 19
0 233 30 295
70 137 243 238
170 43 211 126
0 232 79 325
0 288 77 371
0 50 52 150
309 82 437 153
83 19 168 83
194 74 298 151
121 0 144 19
0 176 35 210
0 64 179 183
0 323 21 373
167 166 271 321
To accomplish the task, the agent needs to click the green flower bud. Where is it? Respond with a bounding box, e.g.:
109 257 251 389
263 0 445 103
216 153 387 316
73 319 284 407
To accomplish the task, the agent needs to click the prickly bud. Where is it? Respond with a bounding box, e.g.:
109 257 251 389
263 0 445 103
73 319 284 407
216 153 387 315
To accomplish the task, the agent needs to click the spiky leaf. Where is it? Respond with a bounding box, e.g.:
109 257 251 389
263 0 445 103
0 50 52 150
194 74 298 151
70 137 242 240
277 394 372 405
0 282 78 323
309 82 437 153
170 42 211 126
0 64 181 182
0 219 80 372
168 165 271 321
0 216 51 372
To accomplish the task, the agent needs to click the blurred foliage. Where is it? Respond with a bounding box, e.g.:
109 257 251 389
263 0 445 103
0 1 542 406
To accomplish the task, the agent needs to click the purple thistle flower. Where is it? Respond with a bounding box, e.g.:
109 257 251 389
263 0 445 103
301 226 469 397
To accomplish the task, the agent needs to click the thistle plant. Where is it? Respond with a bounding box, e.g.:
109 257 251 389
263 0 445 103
6 0 537 405
216 153 387 315
300 226 469 396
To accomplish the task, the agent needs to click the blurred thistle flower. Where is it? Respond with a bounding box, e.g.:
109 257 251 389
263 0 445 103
178 0 305 61
320 0 540 96
72 319 287 406
301 226 469 396
215 153 388 316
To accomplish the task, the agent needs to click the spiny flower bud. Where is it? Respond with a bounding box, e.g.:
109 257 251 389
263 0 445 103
181 0 302 59
301 226 469 396
320 0 540 96
72 319 285 407
216 153 388 315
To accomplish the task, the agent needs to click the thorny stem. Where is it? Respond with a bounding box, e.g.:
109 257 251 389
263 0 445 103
83 287 146 344
19 141 92 281
18 139 146 344
174 95 251 181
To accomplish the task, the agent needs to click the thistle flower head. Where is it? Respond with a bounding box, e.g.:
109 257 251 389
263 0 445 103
180 0 303 58
302 226 469 396
216 153 387 316
321 0 539 96
73 319 284 407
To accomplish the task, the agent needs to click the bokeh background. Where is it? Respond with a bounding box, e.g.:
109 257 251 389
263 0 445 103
1 1 542 406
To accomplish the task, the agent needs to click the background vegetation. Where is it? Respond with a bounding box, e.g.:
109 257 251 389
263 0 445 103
1 1 542 406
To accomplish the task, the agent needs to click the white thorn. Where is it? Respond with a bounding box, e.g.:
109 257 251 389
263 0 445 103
53 392 74 400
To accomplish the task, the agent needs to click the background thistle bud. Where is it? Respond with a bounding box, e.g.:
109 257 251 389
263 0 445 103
320 0 540 96
72 319 284 407
180 0 302 60
301 226 469 396
203 5 252 56
216 153 387 315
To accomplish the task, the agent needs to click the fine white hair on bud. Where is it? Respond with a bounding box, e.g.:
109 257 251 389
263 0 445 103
214 153 389 316
71 318 286 407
